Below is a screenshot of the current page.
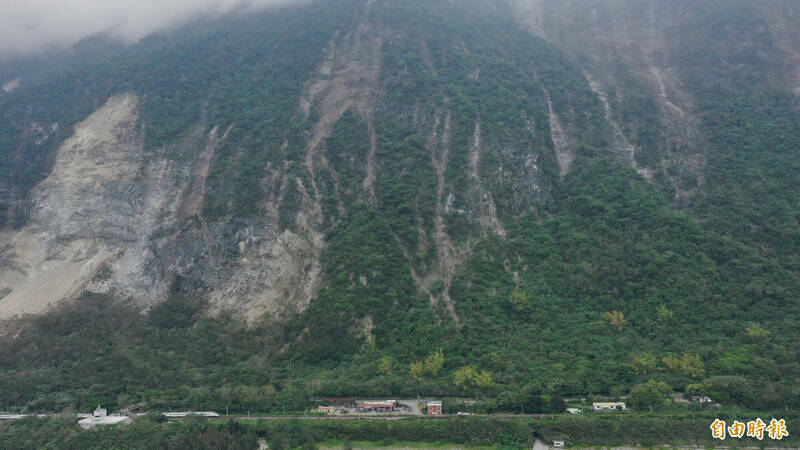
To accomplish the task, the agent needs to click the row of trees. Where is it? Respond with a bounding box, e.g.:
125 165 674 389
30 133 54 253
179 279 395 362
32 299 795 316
632 352 705 378
408 350 493 395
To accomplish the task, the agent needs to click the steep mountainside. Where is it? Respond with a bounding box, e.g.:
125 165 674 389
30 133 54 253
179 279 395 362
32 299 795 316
514 0 800 244
0 0 797 412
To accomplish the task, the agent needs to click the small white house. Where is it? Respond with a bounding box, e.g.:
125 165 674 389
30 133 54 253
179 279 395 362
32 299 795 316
592 402 625 411
78 407 132 429
553 440 565 447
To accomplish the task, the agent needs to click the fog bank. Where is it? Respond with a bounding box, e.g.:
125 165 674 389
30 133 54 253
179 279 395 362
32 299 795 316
0 0 305 57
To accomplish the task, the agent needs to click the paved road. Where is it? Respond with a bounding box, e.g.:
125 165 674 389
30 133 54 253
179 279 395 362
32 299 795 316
225 413 556 421
230 415 416 421
2 404 556 423
395 399 423 416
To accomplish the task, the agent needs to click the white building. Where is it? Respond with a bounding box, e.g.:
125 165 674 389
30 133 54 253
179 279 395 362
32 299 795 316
78 407 132 429
592 402 626 411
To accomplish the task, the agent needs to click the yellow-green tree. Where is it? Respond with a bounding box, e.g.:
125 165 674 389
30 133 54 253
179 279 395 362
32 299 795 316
656 304 674 323
631 353 658 375
662 355 681 372
509 290 529 308
378 356 394 375
685 382 712 397
410 349 445 381
410 361 425 381
662 353 705 378
681 354 705 378
604 310 627 331
453 366 475 389
454 366 493 394
424 349 444 376
475 369 493 389
745 323 770 340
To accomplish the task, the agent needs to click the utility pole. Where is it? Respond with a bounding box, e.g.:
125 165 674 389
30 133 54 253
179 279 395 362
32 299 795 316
226 405 229 417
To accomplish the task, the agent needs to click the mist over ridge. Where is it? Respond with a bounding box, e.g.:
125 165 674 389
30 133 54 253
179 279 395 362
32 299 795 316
0 0 307 57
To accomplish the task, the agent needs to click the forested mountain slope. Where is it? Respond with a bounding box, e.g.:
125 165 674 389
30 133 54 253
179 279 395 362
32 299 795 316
0 0 797 412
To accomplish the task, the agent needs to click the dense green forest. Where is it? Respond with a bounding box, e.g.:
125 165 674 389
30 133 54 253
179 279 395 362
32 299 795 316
0 0 797 427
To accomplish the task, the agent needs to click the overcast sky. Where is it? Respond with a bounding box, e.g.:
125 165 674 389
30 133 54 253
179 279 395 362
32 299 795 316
0 0 303 57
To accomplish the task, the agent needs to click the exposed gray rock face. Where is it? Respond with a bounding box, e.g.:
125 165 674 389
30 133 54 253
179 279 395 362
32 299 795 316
0 93 332 321
204 223 326 321
545 91 574 178
0 94 177 317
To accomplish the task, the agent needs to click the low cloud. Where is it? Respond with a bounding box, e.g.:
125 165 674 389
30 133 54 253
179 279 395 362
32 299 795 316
0 0 304 57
